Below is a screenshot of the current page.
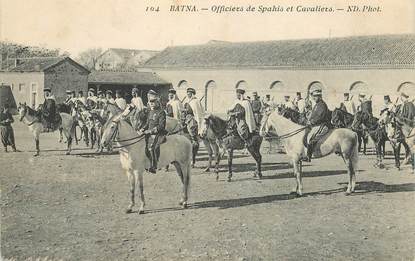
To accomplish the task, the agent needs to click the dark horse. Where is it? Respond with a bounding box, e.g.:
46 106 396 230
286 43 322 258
331 108 369 154
352 110 406 169
202 107 262 182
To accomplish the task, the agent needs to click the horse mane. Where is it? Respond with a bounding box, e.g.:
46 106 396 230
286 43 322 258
25 105 38 117
207 114 228 136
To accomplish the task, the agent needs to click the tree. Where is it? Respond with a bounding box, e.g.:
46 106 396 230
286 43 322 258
76 48 103 71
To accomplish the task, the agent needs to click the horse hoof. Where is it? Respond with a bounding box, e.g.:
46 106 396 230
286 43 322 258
138 209 145 214
227 178 232 182
182 202 188 209
33 153 39 157
295 192 302 198
66 152 70 155
216 175 219 181
125 208 133 214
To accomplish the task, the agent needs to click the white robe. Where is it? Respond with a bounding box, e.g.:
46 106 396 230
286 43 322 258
187 97 205 135
87 96 97 104
296 98 306 113
167 98 183 120
115 98 127 110
231 99 257 133
343 100 356 114
131 97 145 111
77 97 87 105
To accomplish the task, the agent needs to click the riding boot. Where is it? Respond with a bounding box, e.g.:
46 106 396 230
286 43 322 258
148 149 157 174
305 143 313 162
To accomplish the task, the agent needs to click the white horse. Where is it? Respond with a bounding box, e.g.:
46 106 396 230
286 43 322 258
101 112 192 214
17 102 76 156
260 110 359 196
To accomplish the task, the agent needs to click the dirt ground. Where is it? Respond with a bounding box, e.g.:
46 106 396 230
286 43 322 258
1 122 415 261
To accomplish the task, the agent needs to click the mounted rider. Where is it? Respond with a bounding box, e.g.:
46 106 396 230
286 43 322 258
283 95 296 110
250 91 262 126
76 91 87 106
227 88 257 144
396 91 415 124
166 88 183 120
380 95 396 115
183 88 205 135
339 93 356 115
130 87 145 112
293 92 307 114
39 87 59 131
303 83 331 162
357 93 373 116
138 90 167 174
115 90 127 110
86 88 98 110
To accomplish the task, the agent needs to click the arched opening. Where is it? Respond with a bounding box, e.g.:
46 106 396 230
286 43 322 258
204 80 216 112
349 81 367 94
308 81 325 93
177 80 189 89
270 81 284 90
397 81 415 95
235 80 247 89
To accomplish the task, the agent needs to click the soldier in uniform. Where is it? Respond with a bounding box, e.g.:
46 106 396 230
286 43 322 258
138 90 167 174
228 88 257 144
303 84 331 162
250 91 262 126
40 87 57 131
0 104 17 152
115 90 127 110
166 88 183 120
357 93 373 116
262 94 277 111
105 90 115 104
380 95 395 115
396 91 415 123
183 88 205 135
283 95 295 110
293 92 307 113
130 87 145 112
77 91 87 106
339 93 356 115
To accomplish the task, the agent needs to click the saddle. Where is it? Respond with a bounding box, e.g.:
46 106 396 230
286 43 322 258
303 124 330 148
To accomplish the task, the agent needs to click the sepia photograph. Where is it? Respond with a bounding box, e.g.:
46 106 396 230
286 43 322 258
1 0 414 260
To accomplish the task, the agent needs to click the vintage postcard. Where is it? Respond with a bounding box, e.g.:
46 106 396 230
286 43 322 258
1 0 414 260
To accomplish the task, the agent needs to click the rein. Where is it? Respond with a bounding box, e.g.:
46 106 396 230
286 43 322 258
19 107 39 126
262 114 308 140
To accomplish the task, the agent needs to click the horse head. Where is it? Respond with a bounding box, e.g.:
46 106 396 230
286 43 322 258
351 111 371 131
331 108 345 127
259 109 273 137
101 113 123 147
17 102 28 121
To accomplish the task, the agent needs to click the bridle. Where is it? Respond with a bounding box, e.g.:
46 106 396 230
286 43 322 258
107 119 146 149
19 105 38 126
260 112 308 140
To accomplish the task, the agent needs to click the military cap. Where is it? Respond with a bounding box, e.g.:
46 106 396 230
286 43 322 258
384 95 390 100
265 94 271 98
236 89 245 95
296 92 301 96
168 89 177 94
66 90 72 94
344 93 350 97
106 90 113 95
147 90 159 101
88 88 95 93
78 90 83 94
97 90 103 95
252 91 258 96
43 87 51 92
186 87 196 94
284 95 290 98
132 87 139 93
359 93 366 98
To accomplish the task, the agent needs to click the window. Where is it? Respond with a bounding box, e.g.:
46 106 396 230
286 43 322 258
31 83 38 93
19 83 25 92
178 80 189 89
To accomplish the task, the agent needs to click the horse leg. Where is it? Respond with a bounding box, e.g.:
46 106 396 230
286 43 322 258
59 127 63 143
125 169 136 213
83 126 89 147
64 130 72 155
191 141 199 168
392 142 401 170
202 139 213 172
402 141 411 165
34 137 40 156
247 145 262 179
173 161 189 208
292 158 303 197
212 142 221 181
133 169 145 214
227 149 233 182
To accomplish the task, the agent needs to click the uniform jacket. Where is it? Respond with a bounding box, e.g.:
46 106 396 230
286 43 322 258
250 99 262 114
230 99 257 133
166 98 183 120
142 108 167 135
308 99 330 126
399 101 415 121
0 111 14 126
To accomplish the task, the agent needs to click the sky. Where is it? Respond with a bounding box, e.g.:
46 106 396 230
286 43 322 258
1 0 414 57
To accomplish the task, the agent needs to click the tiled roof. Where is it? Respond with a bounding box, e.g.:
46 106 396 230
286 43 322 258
88 71 170 85
2 57 90 73
108 48 159 61
145 34 415 69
